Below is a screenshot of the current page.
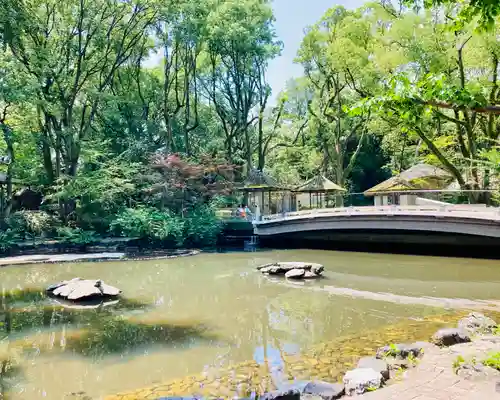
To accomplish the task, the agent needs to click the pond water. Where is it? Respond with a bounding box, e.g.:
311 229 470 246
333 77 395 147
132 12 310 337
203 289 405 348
0 249 500 399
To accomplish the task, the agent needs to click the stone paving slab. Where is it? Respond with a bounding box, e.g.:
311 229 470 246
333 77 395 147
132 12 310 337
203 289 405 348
363 338 500 400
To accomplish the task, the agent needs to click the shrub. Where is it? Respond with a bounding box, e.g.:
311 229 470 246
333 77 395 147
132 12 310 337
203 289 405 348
0 229 20 252
183 205 222 247
7 210 57 239
110 207 184 244
56 227 99 245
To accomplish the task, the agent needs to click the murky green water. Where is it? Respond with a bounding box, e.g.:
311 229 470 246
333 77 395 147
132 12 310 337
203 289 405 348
0 249 499 399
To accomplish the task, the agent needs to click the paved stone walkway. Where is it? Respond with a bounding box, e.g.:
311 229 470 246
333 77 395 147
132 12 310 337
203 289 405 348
364 337 500 400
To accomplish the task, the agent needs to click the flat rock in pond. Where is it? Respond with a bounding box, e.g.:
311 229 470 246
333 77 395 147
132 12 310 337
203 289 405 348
431 328 471 347
47 277 82 292
258 262 324 272
304 271 321 279
99 282 121 296
285 269 306 279
311 264 324 275
47 278 121 301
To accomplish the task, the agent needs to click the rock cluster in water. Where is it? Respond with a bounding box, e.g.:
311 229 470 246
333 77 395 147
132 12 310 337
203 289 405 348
46 278 121 301
257 262 324 280
107 312 500 400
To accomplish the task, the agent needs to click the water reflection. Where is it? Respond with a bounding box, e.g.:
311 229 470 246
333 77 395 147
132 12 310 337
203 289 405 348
0 250 499 399
0 287 219 397
66 318 217 358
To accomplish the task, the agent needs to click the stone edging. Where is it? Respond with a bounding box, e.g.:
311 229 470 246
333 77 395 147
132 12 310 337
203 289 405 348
0 249 200 267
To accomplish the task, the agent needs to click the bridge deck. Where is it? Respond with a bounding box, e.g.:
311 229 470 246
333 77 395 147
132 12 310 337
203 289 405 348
254 205 500 224
253 205 500 239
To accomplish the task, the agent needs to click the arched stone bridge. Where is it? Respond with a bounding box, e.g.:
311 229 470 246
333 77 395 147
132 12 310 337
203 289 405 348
253 205 500 239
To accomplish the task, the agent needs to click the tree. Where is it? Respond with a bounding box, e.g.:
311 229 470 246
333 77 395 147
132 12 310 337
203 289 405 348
404 0 500 29
1 0 157 183
201 0 280 171
296 6 377 202
355 4 500 193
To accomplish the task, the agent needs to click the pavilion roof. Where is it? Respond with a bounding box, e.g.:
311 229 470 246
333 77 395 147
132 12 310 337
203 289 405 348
237 169 288 192
364 164 454 196
294 174 346 193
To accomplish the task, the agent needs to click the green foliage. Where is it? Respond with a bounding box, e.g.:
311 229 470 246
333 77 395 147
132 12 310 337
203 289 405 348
404 0 500 30
0 228 18 252
452 355 466 373
56 227 99 245
384 343 401 358
483 352 500 370
7 211 57 238
0 0 499 245
183 205 222 246
110 207 185 244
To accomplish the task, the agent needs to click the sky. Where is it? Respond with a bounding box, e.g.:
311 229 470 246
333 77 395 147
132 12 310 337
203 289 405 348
267 0 366 99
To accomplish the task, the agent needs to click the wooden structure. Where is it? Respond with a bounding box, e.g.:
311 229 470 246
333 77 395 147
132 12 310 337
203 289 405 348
364 164 455 206
294 174 345 209
236 169 291 220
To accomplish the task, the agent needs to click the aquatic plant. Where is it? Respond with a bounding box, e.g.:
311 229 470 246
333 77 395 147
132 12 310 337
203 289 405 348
65 317 216 358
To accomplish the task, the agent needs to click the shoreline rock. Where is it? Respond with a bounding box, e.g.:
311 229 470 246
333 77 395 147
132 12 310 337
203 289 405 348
0 249 200 267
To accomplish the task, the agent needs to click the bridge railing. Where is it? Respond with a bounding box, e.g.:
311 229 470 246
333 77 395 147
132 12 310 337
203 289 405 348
255 204 500 224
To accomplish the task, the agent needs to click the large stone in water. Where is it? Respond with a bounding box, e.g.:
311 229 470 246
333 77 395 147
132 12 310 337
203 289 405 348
285 269 306 279
46 277 82 291
67 280 102 300
99 282 121 296
356 357 389 381
431 328 471 347
304 271 321 279
311 264 324 275
47 278 121 301
258 262 324 272
343 368 382 396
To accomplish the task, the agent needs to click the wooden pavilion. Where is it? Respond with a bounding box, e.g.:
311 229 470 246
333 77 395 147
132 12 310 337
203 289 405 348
294 174 346 209
237 169 291 220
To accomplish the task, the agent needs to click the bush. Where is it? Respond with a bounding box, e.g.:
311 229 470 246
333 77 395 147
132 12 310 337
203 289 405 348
56 227 99 245
0 229 20 252
7 211 57 239
183 205 222 247
110 207 184 244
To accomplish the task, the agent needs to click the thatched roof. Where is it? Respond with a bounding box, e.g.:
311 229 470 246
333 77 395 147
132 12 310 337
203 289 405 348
364 164 454 196
237 169 288 192
294 174 346 193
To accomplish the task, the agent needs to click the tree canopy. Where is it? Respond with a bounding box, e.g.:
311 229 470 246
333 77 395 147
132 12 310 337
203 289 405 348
0 0 498 249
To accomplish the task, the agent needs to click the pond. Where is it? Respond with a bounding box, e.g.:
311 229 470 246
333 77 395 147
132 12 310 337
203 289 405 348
0 249 500 399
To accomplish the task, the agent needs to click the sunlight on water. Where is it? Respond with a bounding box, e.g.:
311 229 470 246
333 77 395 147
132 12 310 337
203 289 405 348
0 249 499 399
